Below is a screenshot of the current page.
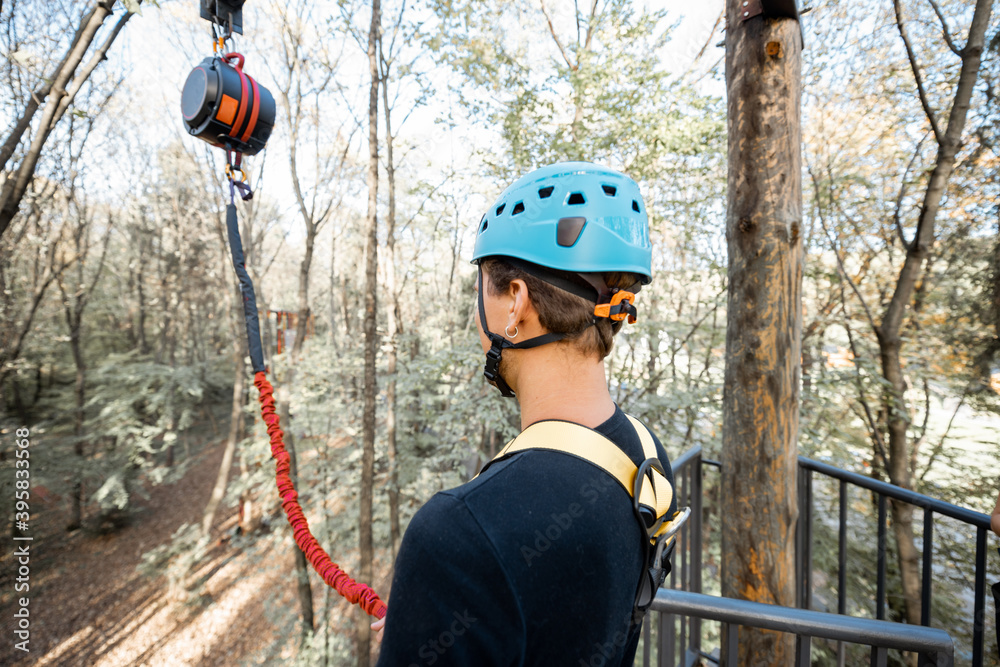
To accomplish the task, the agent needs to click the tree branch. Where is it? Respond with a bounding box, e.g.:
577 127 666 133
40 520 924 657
893 0 943 145
893 133 928 251
0 0 119 241
918 388 967 483
539 0 575 70
880 0 992 340
924 0 961 57
840 290 891 471
809 165 880 334
0 3 99 172
582 0 599 51
48 8 134 133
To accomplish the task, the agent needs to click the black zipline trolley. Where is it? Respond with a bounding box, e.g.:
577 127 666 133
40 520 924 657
181 1 275 162
180 0 274 371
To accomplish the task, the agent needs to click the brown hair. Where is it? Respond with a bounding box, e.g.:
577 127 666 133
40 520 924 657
481 258 641 360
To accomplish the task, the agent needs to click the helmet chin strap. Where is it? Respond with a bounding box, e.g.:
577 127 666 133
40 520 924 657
477 265 578 398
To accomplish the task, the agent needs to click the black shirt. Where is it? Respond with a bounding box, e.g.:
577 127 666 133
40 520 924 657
376 406 676 667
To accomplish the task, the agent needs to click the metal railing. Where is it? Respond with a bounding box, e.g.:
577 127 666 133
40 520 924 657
798 456 992 666
639 445 991 667
650 588 954 667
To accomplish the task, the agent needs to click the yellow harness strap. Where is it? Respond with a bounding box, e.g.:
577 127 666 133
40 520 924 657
486 416 675 539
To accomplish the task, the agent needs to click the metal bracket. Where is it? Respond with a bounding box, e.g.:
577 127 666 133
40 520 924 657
738 0 803 45
740 0 800 22
200 0 245 35
740 0 764 22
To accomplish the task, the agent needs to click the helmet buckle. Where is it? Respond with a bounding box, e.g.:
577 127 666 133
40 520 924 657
594 289 637 323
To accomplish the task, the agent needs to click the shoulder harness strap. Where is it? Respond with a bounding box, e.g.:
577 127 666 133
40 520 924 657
477 415 691 623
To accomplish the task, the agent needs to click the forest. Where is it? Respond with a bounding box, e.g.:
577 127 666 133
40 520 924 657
0 0 999 665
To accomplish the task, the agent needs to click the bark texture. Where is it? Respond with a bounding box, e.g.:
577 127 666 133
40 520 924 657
720 6 803 665
380 42 402 562
357 0 381 662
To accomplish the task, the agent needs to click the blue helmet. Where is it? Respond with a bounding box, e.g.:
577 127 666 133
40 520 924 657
472 162 652 283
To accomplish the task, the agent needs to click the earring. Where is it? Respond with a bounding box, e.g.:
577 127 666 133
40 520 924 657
505 324 519 339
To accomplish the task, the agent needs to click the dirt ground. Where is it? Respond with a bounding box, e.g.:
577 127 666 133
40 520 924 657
0 437 319 666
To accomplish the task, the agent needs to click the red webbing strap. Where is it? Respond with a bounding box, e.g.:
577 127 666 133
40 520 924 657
223 52 250 141
254 371 388 619
240 75 261 145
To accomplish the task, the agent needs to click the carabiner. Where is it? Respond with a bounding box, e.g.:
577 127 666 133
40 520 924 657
225 162 249 184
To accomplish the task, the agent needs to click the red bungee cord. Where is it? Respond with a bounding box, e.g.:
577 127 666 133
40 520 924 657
183 10 387 617
221 149 387 620
255 372 387 619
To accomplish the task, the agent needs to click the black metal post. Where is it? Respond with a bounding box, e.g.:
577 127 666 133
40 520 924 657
838 479 847 667
679 464 688 660
797 466 814 610
877 494 887 621
921 507 933 627
797 466 806 608
973 526 986 667
642 613 651 666
804 469 813 610
691 457 703 653
723 623 738 667
661 610 674 667
795 635 811 666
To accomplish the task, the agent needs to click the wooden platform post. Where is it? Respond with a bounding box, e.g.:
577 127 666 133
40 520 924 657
720 1 803 664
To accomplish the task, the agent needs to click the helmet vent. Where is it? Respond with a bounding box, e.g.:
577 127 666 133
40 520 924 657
480 218 489 234
632 200 640 212
495 203 506 216
511 201 525 216
567 192 586 205
602 185 617 196
538 186 554 199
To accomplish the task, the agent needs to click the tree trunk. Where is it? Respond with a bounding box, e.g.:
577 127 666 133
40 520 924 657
341 270 352 338
329 229 338 349
380 45 401 561
136 254 149 354
280 400 316 637
201 352 244 537
67 310 86 531
282 280 316 638
720 5 802 665
357 0 381 662
60 212 112 530
875 0 992 627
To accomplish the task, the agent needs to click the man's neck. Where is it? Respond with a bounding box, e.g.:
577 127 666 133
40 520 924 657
512 346 616 430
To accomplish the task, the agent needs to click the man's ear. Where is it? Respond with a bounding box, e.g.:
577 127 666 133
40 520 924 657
507 278 539 329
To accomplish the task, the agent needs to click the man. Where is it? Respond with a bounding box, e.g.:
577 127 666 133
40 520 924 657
374 162 677 665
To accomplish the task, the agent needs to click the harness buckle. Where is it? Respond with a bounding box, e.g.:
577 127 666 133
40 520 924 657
482 344 515 397
632 457 667 539
483 346 502 383
632 506 692 624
